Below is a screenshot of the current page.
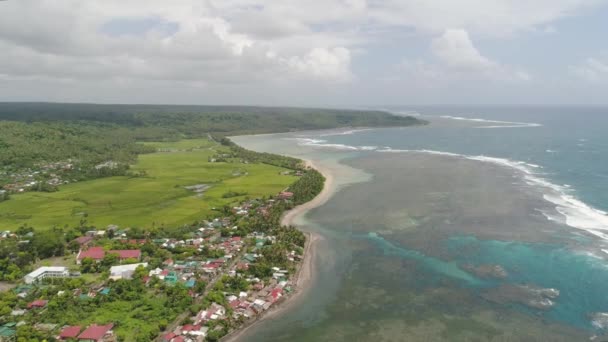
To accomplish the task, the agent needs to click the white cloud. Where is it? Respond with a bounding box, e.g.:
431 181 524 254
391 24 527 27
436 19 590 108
431 29 496 72
0 0 605 104
399 29 531 83
368 0 604 37
285 47 353 82
571 57 608 82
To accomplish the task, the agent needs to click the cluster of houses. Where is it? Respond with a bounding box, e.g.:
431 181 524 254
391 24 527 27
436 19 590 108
4 188 304 341
1 161 74 194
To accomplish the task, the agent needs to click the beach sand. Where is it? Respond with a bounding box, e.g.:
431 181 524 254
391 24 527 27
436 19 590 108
223 160 334 342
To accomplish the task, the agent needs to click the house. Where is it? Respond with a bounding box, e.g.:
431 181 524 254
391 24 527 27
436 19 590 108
0 323 16 340
58 326 81 340
73 236 94 247
27 299 48 309
278 191 294 200
108 249 141 261
24 266 70 284
77 324 113 342
270 288 283 302
76 247 105 264
76 247 141 264
109 263 148 280
162 332 176 342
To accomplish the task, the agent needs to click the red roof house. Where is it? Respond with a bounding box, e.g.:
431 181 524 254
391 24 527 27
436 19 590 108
181 324 201 333
77 247 141 264
108 250 141 260
74 236 94 246
77 323 113 341
270 288 283 302
77 247 105 262
59 326 81 340
278 191 294 200
27 299 48 309
162 332 176 342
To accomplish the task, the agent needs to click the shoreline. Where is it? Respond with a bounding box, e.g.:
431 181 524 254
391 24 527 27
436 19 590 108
222 159 335 342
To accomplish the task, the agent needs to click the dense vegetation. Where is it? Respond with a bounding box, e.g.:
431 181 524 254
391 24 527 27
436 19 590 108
0 121 153 170
0 102 423 137
0 102 423 185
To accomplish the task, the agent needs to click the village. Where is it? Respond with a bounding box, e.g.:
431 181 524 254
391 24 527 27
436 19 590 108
0 161 75 195
0 159 129 198
0 187 307 342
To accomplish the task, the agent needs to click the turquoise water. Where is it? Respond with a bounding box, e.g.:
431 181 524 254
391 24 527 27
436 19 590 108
364 232 483 286
446 235 608 330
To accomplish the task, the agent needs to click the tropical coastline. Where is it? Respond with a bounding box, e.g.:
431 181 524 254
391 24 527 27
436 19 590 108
222 158 335 341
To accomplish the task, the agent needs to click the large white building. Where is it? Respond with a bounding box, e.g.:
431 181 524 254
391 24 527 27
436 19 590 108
109 263 148 280
24 266 70 284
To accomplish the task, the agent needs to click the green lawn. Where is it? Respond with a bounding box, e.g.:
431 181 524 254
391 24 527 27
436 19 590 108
0 139 296 230
139 138 217 150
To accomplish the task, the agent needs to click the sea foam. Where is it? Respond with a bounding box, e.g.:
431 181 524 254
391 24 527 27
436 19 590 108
439 115 542 128
320 128 372 137
290 138 377 151
292 137 608 240
377 148 608 241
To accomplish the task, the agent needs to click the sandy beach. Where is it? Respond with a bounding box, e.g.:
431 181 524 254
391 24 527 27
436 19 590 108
222 159 334 342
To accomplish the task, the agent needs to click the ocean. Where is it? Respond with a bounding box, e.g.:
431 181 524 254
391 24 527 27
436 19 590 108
232 106 608 341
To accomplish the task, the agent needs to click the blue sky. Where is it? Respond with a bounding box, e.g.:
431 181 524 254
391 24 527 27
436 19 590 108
0 0 608 106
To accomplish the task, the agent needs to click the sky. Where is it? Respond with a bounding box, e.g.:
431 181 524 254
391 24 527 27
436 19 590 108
1 0 608 106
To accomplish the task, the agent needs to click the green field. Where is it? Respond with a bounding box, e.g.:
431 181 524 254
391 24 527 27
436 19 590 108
0 139 296 230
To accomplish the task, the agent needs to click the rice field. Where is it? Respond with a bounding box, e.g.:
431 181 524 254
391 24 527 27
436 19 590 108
0 139 297 230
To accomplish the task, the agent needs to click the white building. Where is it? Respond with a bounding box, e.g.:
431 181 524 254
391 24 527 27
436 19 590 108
109 263 148 280
24 266 69 284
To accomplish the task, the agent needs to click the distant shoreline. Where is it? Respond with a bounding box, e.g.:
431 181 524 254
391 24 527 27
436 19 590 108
223 159 335 342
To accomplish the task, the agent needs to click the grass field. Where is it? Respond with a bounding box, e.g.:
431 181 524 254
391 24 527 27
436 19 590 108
0 139 297 230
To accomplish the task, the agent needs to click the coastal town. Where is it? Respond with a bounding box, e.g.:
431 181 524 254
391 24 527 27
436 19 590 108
0 159 324 341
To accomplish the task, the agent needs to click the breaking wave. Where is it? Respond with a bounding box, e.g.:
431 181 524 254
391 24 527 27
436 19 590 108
439 115 542 128
289 138 377 151
319 129 372 137
378 148 608 241
293 135 608 242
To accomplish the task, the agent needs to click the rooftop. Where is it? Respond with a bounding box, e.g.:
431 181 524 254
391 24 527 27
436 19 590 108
59 326 81 339
78 324 113 340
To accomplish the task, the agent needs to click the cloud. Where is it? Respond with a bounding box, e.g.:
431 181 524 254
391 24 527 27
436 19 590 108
0 0 605 104
0 0 354 86
285 47 353 82
368 0 604 37
431 29 496 72
571 57 608 82
398 29 530 83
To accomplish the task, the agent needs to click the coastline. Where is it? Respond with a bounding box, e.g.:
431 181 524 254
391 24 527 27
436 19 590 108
222 159 335 342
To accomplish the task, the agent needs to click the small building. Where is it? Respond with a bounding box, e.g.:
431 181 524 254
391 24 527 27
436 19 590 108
109 263 148 280
58 326 81 340
73 236 94 247
77 247 141 264
278 191 294 200
27 299 48 309
77 323 113 342
76 247 105 264
24 266 69 284
0 323 16 340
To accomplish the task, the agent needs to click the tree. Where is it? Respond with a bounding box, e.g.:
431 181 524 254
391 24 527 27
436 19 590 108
101 253 119 268
80 257 96 273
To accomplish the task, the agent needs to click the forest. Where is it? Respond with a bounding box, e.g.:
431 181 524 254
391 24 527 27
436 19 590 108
0 102 424 191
